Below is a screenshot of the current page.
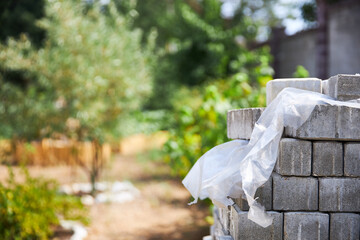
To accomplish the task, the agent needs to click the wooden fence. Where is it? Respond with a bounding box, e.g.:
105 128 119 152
0 139 111 166
0 131 168 165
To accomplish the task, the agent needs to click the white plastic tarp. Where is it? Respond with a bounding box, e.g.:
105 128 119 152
182 87 360 227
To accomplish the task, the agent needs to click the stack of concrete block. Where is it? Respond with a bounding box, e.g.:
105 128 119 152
211 74 360 240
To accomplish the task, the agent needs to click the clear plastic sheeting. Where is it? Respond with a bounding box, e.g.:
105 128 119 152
182 88 360 228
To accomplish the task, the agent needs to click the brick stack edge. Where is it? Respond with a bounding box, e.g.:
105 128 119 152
211 74 360 240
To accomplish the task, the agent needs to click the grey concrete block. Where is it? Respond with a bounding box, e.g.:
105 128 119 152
213 205 230 234
210 225 214 236
266 78 322 105
275 138 312 176
322 79 330 94
216 236 233 240
319 178 360 212
229 207 283 240
324 74 360 101
213 212 228 237
273 174 318 211
313 141 343 176
330 213 360 240
284 212 329 240
232 176 272 211
344 142 360 177
285 104 360 141
227 108 264 139
218 206 230 233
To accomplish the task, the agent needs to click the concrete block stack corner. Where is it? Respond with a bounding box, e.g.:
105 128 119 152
211 74 360 240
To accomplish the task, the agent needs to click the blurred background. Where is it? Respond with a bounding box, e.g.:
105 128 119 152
0 0 359 239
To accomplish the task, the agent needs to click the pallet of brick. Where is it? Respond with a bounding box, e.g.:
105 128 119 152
211 74 360 240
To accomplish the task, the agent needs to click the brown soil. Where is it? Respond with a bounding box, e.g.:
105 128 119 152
0 153 210 240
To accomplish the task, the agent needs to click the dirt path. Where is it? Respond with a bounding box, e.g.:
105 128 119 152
0 153 210 240
87 154 210 240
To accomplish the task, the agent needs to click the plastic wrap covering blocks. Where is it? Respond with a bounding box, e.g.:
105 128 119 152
210 75 360 239
266 78 321 105
232 176 272 211
227 106 360 142
227 108 264 139
230 206 283 240
284 104 360 141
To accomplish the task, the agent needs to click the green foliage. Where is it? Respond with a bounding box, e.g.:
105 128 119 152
118 110 173 137
164 51 272 177
0 168 87 239
0 0 46 46
293 65 310 78
301 2 317 23
0 0 152 142
0 0 153 192
117 0 276 109
300 0 342 25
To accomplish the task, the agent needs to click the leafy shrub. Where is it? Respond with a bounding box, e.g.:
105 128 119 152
293 65 310 78
0 168 87 240
164 67 272 177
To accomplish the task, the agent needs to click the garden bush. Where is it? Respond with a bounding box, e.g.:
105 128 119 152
164 54 273 177
0 168 87 240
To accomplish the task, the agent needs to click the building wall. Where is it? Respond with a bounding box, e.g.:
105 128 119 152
328 2 360 76
275 0 360 79
277 30 317 78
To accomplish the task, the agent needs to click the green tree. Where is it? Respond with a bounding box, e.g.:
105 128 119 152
0 0 47 94
116 0 276 109
114 0 275 176
0 0 46 46
0 0 152 192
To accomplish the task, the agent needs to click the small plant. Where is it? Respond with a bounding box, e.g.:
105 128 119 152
293 65 310 78
0 167 88 240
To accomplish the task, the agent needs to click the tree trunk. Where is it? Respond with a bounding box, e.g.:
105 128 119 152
90 140 103 196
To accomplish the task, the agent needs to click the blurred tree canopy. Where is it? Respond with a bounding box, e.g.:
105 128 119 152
0 0 276 178
0 0 46 47
116 0 276 109
300 0 342 24
0 0 152 143
0 0 47 90
111 0 274 176
0 0 153 190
